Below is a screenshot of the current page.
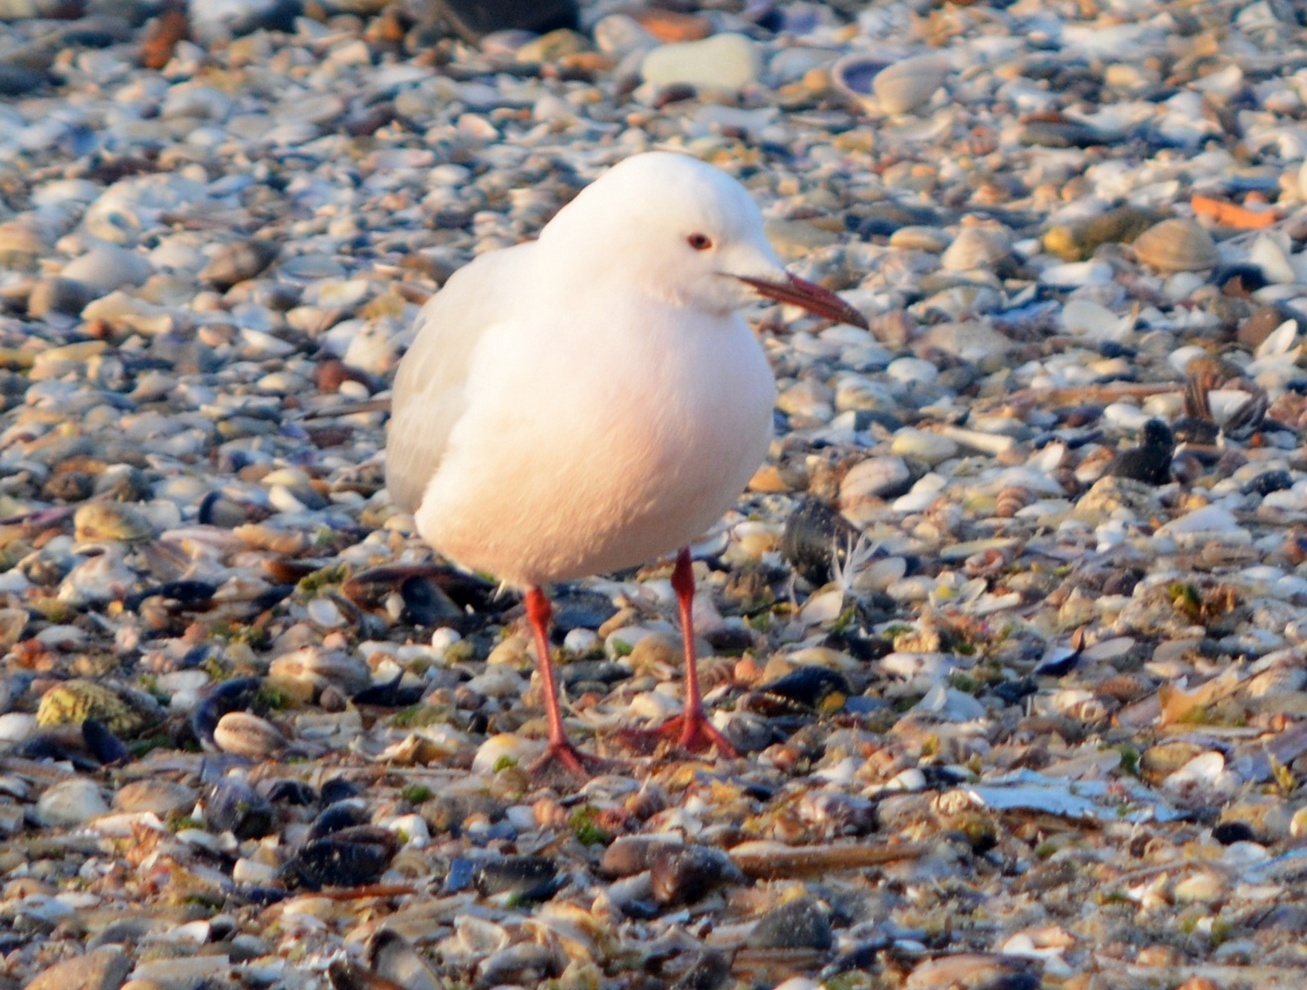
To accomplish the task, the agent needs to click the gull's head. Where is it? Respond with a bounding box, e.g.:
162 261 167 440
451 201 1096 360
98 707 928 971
539 152 866 327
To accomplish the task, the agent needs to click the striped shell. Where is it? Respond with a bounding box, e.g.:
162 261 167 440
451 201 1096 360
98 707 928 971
831 53 947 116
873 54 948 115
212 711 288 758
995 486 1035 518
1131 218 1217 272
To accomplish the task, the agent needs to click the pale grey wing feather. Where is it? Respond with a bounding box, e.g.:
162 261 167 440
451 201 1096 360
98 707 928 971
385 244 533 513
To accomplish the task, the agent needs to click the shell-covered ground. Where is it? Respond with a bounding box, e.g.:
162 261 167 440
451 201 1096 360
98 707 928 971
4 1 1307 988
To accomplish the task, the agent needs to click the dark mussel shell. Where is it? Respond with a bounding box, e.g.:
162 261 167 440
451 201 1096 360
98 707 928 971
745 665 852 717
17 731 102 771
289 825 399 890
782 499 863 586
264 779 318 806
649 844 743 907
397 573 464 628
746 896 833 951
352 671 425 707
670 950 732 990
319 777 366 806
1244 469 1293 497
82 718 130 766
341 563 510 629
472 855 562 902
1107 418 1174 486
551 586 619 632
206 776 278 839
307 800 371 840
191 676 263 751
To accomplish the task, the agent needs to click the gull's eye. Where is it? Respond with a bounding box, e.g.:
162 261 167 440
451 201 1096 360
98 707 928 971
686 233 713 251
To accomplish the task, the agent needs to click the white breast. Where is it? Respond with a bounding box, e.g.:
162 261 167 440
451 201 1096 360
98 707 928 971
413 304 774 588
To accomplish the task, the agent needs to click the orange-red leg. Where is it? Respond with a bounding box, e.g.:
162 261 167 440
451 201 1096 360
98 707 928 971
524 587 602 776
629 548 739 756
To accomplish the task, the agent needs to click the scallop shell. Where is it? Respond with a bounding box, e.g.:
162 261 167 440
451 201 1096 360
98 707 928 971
1132 218 1218 272
832 53 947 116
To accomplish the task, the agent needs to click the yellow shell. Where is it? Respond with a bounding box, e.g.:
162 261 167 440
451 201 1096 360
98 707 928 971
37 678 161 736
1042 205 1165 261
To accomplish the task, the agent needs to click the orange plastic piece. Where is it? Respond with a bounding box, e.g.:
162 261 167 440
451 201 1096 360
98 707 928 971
1191 194 1278 229
634 10 712 42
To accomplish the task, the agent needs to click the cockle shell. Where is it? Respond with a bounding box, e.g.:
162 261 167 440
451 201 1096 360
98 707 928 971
1132 218 1218 272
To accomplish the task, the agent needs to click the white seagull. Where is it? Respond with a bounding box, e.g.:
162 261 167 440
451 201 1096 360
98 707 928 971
386 151 866 775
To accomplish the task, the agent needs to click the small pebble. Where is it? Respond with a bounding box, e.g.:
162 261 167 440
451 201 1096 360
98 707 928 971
640 33 762 92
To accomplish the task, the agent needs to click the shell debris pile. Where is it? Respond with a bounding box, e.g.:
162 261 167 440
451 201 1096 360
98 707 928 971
4 0 1307 988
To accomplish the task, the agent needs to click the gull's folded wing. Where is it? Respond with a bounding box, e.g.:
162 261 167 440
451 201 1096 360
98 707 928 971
385 243 534 513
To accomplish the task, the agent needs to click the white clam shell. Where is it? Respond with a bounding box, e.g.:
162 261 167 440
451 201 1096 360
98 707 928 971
832 52 948 116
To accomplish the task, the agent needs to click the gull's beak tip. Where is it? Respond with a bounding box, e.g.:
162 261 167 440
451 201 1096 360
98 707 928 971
738 272 868 330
